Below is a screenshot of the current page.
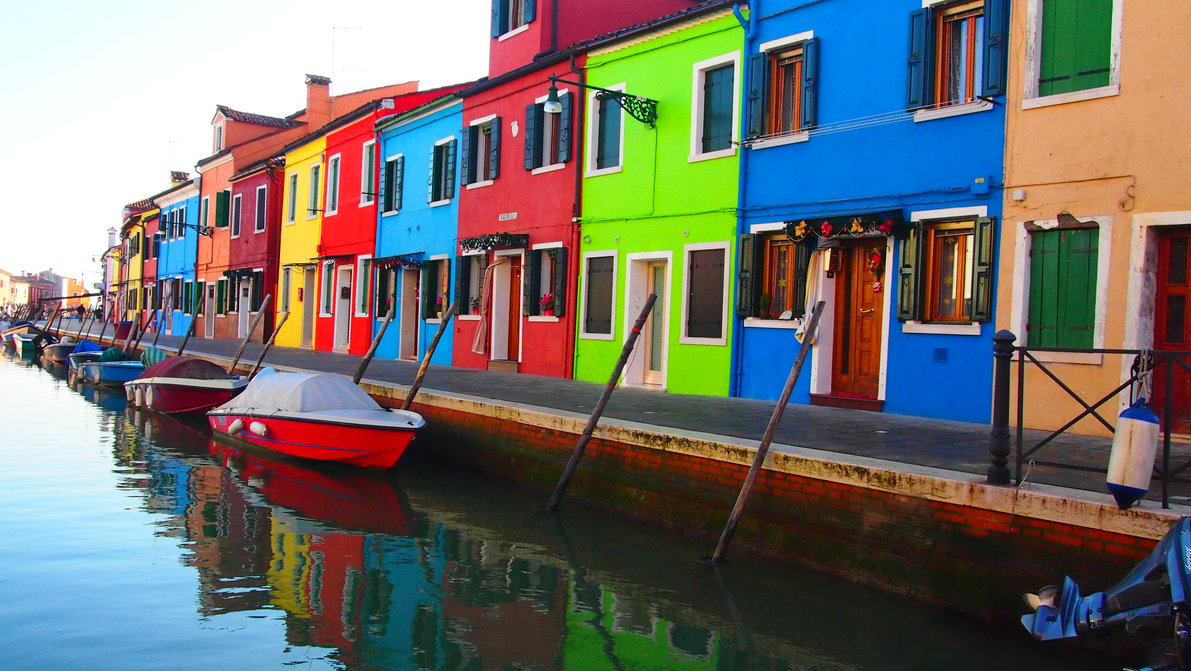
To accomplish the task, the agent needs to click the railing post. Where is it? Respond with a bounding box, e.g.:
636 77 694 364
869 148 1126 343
989 330 1016 485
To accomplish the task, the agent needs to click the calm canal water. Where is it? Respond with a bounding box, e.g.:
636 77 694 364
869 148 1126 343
0 355 1120 670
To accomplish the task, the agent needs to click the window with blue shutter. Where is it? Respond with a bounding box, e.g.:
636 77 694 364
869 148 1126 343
595 94 622 169
492 0 535 37
896 217 995 324
907 0 1007 110
748 38 819 140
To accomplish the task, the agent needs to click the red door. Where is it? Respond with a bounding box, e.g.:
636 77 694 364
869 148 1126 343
832 239 885 398
1153 228 1191 434
507 258 522 361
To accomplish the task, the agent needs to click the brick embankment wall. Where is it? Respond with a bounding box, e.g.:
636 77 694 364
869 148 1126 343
364 383 1181 624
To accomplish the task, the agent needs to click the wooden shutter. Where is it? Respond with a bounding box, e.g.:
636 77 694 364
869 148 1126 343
906 8 935 109
584 256 613 334
421 262 435 319
1039 0 1112 96
427 145 437 203
524 103 539 170
552 247 567 318
216 279 226 314
459 125 474 186
252 271 264 311
1028 228 1097 348
746 54 768 139
454 255 470 307
800 37 819 129
736 234 756 319
195 282 204 315
792 240 812 318
488 116 501 179
394 156 405 211
687 249 725 339
444 139 457 200
523 250 541 316
215 190 229 227
971 216 995 322
491 0 505 37
379 159 389 212
558 93 572 163
897 223 923 321
702 66 733 153
523 0 535 24
982 0 1009 97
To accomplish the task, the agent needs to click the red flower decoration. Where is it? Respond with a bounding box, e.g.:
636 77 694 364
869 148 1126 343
820 222 833 236
877 219 893 234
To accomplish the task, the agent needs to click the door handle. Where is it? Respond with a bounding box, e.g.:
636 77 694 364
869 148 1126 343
859 308 875 314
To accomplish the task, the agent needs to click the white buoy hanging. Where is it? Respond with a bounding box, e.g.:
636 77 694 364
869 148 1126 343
1106 354 1161 509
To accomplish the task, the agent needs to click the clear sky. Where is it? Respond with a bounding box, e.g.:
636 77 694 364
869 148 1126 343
0 0 489 288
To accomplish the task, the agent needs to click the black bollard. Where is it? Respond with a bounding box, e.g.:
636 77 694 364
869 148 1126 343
988 330 1016 485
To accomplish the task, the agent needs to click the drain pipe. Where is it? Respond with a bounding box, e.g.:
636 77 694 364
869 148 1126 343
565 54 585 380
531 0 560 62
729 1 756 398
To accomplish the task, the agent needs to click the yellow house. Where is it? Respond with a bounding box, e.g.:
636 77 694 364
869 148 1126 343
275 136 326 348
119 202 157 324
997 0 1191 436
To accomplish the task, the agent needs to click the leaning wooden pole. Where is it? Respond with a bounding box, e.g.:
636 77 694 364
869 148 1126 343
400 302 457 407
225 294 272 375
701 300 826 566
175 315 199 356
80 316 94 341
130 311 154 353
352 294 399 386
150 309 164 348
120 314 144 354
95 319 111 347
545 293 657 512
248 312 289 378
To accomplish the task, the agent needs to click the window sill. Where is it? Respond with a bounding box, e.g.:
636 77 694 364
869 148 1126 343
458 315 481 322
359 199 375 208
380 209 400 217
254 228 265 234
913 99 993 123
325 209 339 217
353 312 369 319
426 317 442 324
743 317 799 330
749 132 809 149
585 165 622 178
466 179 494 190
531 163 566 176
428 199 451 208
1015 351 1104 366
528 315 559 323
679 335 727 346
1022 84 1119 110
580 331 615 341
901 320 982 336
318 312 332 318
688 147 736 163
285 220 295 226
497 24 529 41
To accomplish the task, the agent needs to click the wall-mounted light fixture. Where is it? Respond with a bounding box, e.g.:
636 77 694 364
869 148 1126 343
544 75 658 128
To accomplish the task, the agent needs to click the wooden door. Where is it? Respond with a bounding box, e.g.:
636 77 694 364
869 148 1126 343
506 257 522 361
1153 228 1191 434
832 239 885 398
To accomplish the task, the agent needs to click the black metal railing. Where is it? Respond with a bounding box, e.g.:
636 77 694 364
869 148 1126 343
988 329 1191 508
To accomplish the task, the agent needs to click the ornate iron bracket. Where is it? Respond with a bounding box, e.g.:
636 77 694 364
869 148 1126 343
547 76 658 128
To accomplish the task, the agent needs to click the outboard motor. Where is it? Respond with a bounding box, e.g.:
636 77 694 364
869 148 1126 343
1022 517 1191 670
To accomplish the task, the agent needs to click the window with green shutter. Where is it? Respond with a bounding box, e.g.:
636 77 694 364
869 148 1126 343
701 64 734 153
1027 226 1098 348
1038 0 1112 96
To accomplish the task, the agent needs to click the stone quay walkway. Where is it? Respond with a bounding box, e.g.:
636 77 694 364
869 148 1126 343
47 320 1191 503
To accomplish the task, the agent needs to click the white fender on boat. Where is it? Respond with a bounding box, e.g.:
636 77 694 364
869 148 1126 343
1106 398 1161 510
144 386 154 408
227 418 244 435
249 421 268 437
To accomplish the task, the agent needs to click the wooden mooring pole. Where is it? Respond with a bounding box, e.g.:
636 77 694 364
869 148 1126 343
545 293 657 512
400 302 457 409
225 295 272 375
95 319 110 347
352 294 398 386
130 312 153 354
247 312 289 378
700 300 825 566
150 310 164 348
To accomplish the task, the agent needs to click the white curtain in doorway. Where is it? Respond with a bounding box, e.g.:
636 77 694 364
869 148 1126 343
471 256 509 355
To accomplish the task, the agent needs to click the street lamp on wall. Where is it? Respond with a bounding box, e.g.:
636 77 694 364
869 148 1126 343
544 75 658 128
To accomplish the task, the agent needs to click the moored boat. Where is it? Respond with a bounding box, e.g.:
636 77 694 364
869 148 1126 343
126 356 248 414
41 338 76 365
67 340 103 371
77 360 145 386
12 333 38 358
207 369 425 469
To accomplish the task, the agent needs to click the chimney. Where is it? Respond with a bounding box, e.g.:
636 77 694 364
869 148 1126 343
305 74 332 129
108 227 117 248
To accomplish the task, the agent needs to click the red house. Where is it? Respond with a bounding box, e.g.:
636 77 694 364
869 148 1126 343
227 157 285 342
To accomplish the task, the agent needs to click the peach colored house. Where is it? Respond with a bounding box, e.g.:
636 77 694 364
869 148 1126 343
997 0 1191 435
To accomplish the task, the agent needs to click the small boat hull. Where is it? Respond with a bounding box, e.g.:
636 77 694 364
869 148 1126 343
12 334 37 358
42 342 74 365
68 351 102 371
126 376 248 414
77 360 145 387
208 410 420 469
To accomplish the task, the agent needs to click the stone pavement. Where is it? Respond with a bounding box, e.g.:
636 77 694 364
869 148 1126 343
51 321 1191 502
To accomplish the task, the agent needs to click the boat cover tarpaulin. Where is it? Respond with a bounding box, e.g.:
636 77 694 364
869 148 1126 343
71 340 102 354
138 356 234 381
140 347 169 368
98 347 124 362
215 371 382 413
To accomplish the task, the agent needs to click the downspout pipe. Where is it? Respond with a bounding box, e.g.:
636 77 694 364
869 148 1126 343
566 53 584 380
729 1 755 397
532 0 561 61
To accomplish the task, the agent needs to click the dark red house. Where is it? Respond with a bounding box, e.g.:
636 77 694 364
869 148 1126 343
227 157 285 343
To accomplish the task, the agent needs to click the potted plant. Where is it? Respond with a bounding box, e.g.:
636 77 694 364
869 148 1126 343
539 292 555 317
469 295 481 315
434 296 444 319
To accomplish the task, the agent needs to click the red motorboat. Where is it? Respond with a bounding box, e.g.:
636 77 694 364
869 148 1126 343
206 369 425 469
126 356 249 414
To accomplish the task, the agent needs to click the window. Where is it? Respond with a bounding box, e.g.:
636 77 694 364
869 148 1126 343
231 194 242 238
194 281 205 315
361 141 377 205
582 253 616 338
522 247 567 317
216 278 228 314
250 270 264 312
683 245 728 342
491 0 535 37
907 0 1008 110
356 256 372 316
1027 225 1098 347
454 255 486 315
320 261 334 315
177 205 188 237
254 186 267 232
201 196 210 231
1034 0 1115 98
281 267 292 313
376 267 396 317
286 173 298 223
183 281 194 315
326 154 340 214
747 37 818 140
461 117 501 185
381 156 404 213
214 125 223 152
587 88 623 172
420 259 451 319
428 138 457 204
215 190 230 228
525 94 570 170
308 164 322 217
897 216 994 324
736 233 812 320
692 55 739 159
172 278 183 310
227 276 238 313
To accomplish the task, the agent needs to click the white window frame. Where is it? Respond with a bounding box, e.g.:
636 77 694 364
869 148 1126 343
467 114 498 188
201 195 211 233
532 90 569 174
579 250 618 341
325 153 341 215
429 136 455 208
901 205 988 335
355 254 373 317
285 173 298 224
230 193 243 239
689 52 742 163
320 260 335 317
585 83 626 177
751 31 815 147
214 123 224 152
424 254 450 324
254 185 267 233
360 140 377 206
1008 214 1113 364
307 163 322 219
382 153 403 215
1022 0 1123 109
679 241 731 346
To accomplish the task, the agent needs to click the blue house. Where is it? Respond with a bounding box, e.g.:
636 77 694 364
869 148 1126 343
732 0 1007 423
153 176 201 336
372 95 463 364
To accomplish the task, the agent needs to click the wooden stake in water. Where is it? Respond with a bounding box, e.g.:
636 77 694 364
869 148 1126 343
400 302 456 409
545 293 657 512
225 295 272 375
248 312 289 378
700 300 825 566
352 294 398 386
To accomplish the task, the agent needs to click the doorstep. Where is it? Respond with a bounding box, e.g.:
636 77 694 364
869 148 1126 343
810 393 884 412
